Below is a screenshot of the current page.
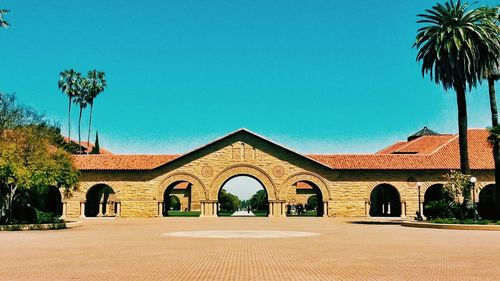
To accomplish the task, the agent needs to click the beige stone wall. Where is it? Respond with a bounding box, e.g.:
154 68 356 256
66 134 495 218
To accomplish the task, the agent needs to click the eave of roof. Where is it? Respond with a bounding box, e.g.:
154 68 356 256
73 128 494 171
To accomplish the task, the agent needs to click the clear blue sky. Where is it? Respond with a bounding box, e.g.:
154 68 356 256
1 0 498 155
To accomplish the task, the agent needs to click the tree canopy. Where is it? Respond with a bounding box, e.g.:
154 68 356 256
0 93 80 224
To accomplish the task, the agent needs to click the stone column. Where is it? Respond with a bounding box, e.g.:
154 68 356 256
400 201 406 218
158 202 163 217
268 202 273 217
365 201 370 216
61 201 67 219
420 202 426 220
214 202 219 217
387 202 391 215
116 202 121 217
97 194 105 217
79 201 86 218
281 202 286 217
323 201 328 217
200 202 205 217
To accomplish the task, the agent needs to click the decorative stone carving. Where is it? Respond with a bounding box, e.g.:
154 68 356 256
272 165 285 178
201 166 214 178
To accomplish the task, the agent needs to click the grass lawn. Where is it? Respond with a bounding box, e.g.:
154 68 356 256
218 211 235 216
253 210 268 217
166 211 201 217
428 218 500 225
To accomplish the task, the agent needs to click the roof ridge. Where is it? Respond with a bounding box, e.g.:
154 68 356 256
428 134 459 155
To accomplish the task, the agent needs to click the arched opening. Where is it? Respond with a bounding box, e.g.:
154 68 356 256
218 175 268 217
163 181 196 216
423 184 450 218
369 184 401 217
285 181 323 217
85 184 116 217
478 184 495 220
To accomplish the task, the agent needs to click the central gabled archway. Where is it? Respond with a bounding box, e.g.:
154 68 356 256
209 164 277 201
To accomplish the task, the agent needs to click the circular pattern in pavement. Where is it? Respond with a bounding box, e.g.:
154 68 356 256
163 230 320 238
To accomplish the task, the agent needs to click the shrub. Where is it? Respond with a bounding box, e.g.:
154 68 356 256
424 200 455 219
35 210 62 224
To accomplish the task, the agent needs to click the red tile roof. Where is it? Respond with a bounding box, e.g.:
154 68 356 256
376 135 455 154
63 137 113 155
307 129 493 170
72 129 494 171
73 154 180 170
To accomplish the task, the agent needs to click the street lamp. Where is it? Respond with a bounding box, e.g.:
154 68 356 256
470 176 477 221
417 182 422 220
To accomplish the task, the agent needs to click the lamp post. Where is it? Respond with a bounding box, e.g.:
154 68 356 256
417 182 422 220
470 176 477 221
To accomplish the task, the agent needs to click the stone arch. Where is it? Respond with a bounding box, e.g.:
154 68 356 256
478 184 495 219
209 164 277 200
85 183 116 217
80 182 121 201
279 172 330 201
369 183 401 217
423 184 449 218
157 172 208 202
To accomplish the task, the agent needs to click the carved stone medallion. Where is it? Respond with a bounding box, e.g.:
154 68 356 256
201 166 214 178
272 165 285 178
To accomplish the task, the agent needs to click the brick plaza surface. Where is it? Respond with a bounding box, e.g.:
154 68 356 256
1 218 500 281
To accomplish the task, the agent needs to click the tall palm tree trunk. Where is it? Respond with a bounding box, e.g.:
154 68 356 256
488 77 500 218
68 97 72 140
87 102 93 155
78 106 83 154
456 85 471 204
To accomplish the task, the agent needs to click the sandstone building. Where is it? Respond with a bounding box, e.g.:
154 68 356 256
61 128 496 219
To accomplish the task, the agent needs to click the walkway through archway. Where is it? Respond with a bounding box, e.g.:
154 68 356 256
162 181 195 216
217 175 268 217
369 184 401 217
285 181 324 217
85 184 116 217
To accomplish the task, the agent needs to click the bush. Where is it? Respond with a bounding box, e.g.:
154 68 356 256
424 200 455 219
34 210 62 224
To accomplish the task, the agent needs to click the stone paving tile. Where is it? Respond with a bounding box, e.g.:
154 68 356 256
1 217 500 280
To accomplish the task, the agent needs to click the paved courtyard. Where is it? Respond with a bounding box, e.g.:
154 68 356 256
1 218 500 281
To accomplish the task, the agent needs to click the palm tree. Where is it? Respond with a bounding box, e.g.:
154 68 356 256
85 70 107 153
0 9 9 29
58 69 80 141
487 66 500 218
415 1 500 181
484 8 500 219
73 77 88 153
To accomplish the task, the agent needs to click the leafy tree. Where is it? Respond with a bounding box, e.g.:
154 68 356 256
0 92 43 133
168 195 180 211
58 69 81 141
306 195 318 211
415 1 500 185
85 70 107 153
0 127 79 224
218 189 240 212
0 9 9 29
249 189 268 211
443 170 473 219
